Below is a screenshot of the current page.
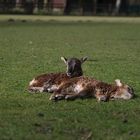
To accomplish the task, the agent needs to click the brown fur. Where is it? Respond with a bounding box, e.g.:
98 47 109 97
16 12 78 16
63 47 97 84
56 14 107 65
28 73 75 93
30 73 69 87
50 77 134 102
28 57 87 93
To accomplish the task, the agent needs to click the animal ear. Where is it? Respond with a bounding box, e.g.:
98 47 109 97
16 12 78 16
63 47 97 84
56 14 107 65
115 79 122 87
61 56 67 64
81 56 88 63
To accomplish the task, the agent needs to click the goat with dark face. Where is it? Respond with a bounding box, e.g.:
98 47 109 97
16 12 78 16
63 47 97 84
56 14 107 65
61 57 87 77
28 56 87 93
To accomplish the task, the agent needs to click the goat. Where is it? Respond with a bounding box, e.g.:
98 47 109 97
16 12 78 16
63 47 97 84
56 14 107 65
28 56 87 93
49 77 134 102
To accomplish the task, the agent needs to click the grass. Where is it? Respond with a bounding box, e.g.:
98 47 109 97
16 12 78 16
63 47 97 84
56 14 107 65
1 15 140 23
0 16 140 140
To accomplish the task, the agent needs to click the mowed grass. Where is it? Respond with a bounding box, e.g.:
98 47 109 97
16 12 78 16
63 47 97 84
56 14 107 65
0 17 140 140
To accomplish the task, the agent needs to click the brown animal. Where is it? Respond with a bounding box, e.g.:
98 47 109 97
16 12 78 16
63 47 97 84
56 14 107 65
49 77 134 102
28 56 87 93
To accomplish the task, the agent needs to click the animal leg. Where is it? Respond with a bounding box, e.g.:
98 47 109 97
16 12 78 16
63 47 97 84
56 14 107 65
28 86 44 93
49 93 65 101
65 89 91 100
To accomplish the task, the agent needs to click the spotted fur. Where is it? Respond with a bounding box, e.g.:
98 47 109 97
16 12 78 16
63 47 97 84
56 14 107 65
50 77 135 102
28 57 87 93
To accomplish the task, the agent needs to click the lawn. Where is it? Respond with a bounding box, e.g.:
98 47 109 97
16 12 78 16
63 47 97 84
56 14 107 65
0 16 140 140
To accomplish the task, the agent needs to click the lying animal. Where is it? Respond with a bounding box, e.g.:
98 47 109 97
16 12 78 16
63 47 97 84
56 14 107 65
49 77 134 102
28 56 87 93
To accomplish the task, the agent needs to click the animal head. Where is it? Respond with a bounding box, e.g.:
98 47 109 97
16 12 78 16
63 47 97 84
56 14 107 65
112 79 134 100
61 56 87 77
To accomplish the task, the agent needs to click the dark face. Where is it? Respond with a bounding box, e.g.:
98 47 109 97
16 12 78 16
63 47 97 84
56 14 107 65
61 57 87 78
66 58 83 77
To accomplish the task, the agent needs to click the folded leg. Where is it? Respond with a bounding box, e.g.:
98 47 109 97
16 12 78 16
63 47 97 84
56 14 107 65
65 89 91 100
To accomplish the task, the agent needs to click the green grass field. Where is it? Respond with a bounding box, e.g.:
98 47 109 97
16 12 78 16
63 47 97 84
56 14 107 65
0 16 140 140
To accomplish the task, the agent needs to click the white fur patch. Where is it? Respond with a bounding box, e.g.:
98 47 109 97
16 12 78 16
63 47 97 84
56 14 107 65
115 79 122 87
30 87 44 92
114 90 132 100
29 78 37 86
74 84 83 93
47 85 59 92
121 91 132 100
